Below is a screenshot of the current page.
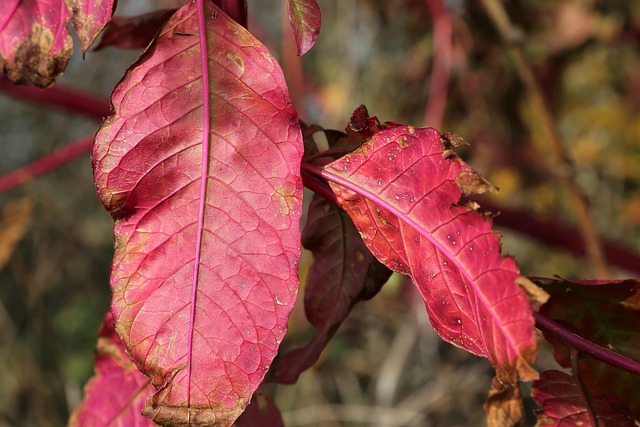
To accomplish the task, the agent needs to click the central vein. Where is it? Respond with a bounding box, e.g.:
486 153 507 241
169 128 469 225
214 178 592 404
187 0 212 416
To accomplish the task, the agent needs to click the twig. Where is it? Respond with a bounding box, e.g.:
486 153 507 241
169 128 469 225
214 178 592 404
478 0 610 278
423 0 452 128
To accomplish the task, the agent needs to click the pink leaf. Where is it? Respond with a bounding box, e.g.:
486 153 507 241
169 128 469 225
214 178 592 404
69 311 156 427
69 0 116 52
532 370 634 427
0 0 114 87
93 1 303 425
94 9 176 51
273 194 391 383
307 116 537 385
287 0 321 56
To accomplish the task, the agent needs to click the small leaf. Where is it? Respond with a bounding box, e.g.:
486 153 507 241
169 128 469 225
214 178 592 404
536 277 640 420
0 0 114 86
68 311 156 427
69 0 116 52
318 116 537 388
94 9 176 51
532 370 634 427
287 0 321 56
93 1 303 425
273 195 391 383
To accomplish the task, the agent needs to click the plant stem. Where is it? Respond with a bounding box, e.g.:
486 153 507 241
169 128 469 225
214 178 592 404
423 0 451 128
478 0 610 278
534 312 640 377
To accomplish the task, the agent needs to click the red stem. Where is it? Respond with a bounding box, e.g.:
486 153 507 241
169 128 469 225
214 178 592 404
0 78 111 119
0 135 94 193
423 0 452 128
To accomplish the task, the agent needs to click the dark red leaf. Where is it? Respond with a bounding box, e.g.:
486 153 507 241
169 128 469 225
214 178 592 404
68 311 156 427
537 277 640 420
0 0 114 87
93 1 303 425
94 9 176 51
532 370 634 427
235 386 284 427
272 194 391 383
310 118 538 388
287 0 321 56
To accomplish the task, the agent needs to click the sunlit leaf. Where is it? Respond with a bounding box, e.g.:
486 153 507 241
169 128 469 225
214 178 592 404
287 0 321 56
93 1 303 425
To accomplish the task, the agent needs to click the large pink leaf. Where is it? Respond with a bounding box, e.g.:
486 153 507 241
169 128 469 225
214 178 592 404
287 0 321 56
532 370 633 427
273 194 391 383
93 1 303 425
69 311 156 427
306 117 537 385
0 0 114 87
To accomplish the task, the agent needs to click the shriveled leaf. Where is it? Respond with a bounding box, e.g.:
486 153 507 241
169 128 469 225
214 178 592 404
0 0 114 87
235 387 283 427
93 1 303 426
68 311 156 427
273 195 391 383
536 277 640 420
69 0 116 51
318 114 537 387
94 10 176 51
532 370 633 427
287 0 321 56
484 377 525 427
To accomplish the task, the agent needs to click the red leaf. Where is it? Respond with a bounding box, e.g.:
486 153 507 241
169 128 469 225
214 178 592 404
93 1 303 425
69 0 116 52
287 0 321 56
537 277 640 420
532 370 634 427
309 120 537 386
69 311 156 427
94 9 176 51
0 0 114 87
273 194 391 383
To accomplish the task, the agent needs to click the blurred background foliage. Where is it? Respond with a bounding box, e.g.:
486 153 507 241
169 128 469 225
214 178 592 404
0 0 639 425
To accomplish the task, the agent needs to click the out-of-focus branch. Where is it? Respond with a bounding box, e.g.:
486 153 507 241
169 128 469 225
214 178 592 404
0 136 94 193
423 0 452 128
479 0 610 278
0 78 110 120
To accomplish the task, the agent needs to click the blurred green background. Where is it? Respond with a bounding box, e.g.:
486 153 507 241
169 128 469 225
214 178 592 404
1 0 639 426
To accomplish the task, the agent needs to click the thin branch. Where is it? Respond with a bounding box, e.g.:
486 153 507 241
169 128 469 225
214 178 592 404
478 0 610 278
0 136 94 193
423 0 452 128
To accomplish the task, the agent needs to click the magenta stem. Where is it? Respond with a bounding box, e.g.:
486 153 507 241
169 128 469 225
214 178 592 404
534 312 640 377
